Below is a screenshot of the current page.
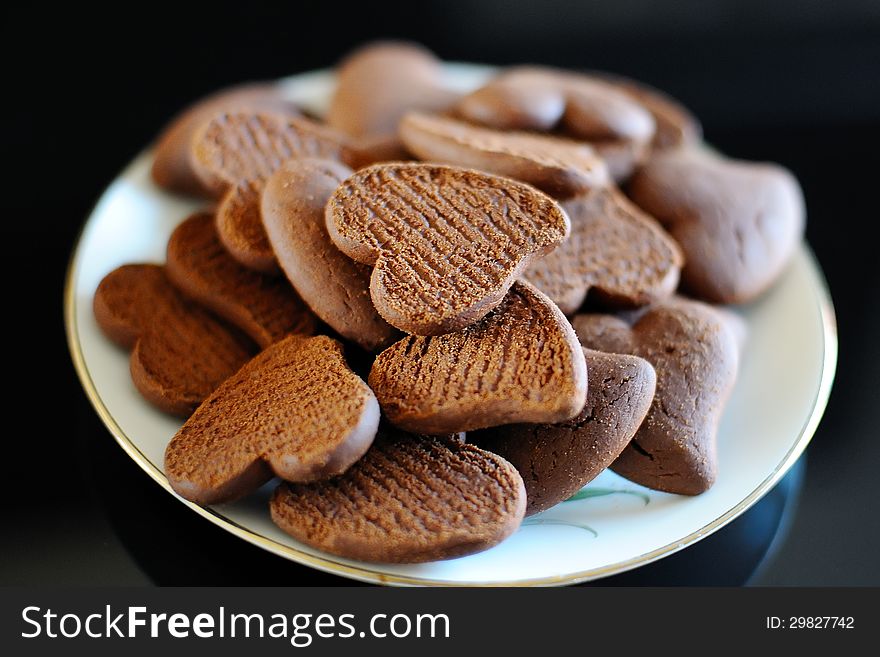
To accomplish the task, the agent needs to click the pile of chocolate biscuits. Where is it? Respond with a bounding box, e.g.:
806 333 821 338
93 42 805 564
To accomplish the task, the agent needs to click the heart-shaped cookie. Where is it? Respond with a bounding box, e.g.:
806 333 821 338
573 298 739 495
165 211 318 347
628 148 805 304
164 334 379 505
261 158 399 351
191 111 354 272
473 348 656 515
369 281 588 434
399 111 609 199
327 41 460 146
454 66 656 180
93 264 255 416
270 430 526 563
325 162 570 335
151 83 300 197
522 185 682 313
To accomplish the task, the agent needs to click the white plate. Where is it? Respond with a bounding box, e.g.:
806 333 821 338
65 65 837 586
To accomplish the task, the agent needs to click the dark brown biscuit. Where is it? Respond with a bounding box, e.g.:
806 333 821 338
522 185 683 313
572 298 739 495
191 111 354 272
261 159 399 351
454 67 656 181
93 264 255 415
327 42 460 144
473 348 656 515
270 431 526 563
628 148 805 304
325 162 570 335
151 83 300 197
165 211 318 347
368 281 588 434
164 334 379 505
399 111 609 199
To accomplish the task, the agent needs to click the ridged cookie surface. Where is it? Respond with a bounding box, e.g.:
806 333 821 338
261 159 398 351
523 186 682 313
573 298 739 495
369 281 587 434
399 111 609 198
270 431 526 563
166 211 317 347
474 348 655 514
326 163 570 335
191 111 353 272
93 264 254 416
165 334 379 505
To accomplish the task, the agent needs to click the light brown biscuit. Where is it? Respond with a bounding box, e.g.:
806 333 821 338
270 431 526 563
93 264 254 416
327 41 460 143
572 298 739 495
151 83 300 197
605 76 702 150
165 211 318 347
454 67 656 181
261 159 399 351
522 185 682 313
191 111 354 272
164 334 379 505
368 281 588 434
399 111 609 199
628 148 805 304
473 348 656 515
325 162 570 335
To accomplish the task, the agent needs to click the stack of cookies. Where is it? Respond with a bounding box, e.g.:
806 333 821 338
93 42 805 564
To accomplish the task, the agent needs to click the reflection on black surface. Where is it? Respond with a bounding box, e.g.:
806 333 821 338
89 411 804 586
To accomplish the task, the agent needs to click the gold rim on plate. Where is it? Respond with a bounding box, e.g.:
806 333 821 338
64 135 837 585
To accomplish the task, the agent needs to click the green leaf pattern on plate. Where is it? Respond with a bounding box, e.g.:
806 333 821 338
521 487 651 538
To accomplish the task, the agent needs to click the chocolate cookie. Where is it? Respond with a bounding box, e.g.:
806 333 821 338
522 185 682 313
369 281 588 434
399 111 609 199
473 348 656 515
606 77 702 150
327 42 459 148
454 66 656 180
191 111 354 272
165 211 318 347
270 431 526 563
164 334 379 505
93 264 254 415
572 298 739 495
151 83 300 197
325 162 570 335
628 148 805 304
261 159 399 351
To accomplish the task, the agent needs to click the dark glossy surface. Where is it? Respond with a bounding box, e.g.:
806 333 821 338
4 0 879 586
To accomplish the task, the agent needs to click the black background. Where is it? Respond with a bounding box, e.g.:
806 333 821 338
3 0 879 586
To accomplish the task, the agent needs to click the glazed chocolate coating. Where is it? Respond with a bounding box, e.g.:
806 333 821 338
270 431 526 563
326 162 570 336
573 298 739 495
93 264 255 416
261 158 398 351
474 348 656 515
165 334 379 505
369 281 588 434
